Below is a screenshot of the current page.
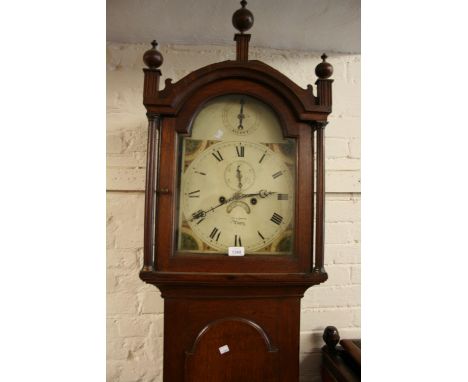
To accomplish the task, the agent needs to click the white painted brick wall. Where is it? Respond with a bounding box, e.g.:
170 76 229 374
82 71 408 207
106 41 361 381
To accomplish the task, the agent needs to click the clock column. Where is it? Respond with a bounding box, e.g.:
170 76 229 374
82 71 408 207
142 41 163 272
314 54 333 273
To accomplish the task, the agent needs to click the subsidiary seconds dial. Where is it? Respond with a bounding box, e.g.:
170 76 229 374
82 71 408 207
181 141 294 252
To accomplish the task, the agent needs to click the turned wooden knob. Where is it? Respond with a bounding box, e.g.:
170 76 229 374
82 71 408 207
232 0 254 33
143 40 163 69
315 53 333 79
323 326 340 349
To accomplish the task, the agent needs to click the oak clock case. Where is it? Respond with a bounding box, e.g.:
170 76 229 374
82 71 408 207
139 2 333 381
177 95 296 255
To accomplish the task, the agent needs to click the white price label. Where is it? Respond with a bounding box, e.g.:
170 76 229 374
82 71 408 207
219 345 230 354
228 247 245 256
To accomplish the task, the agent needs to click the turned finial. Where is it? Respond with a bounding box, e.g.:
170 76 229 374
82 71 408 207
323 326 340 350
315 53 333 79
232 0 254 33
143 40 163 69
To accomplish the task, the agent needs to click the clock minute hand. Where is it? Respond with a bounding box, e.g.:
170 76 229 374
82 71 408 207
189 193 239 222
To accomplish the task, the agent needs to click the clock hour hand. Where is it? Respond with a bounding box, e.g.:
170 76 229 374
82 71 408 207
240 189 276 199
223 190 275 214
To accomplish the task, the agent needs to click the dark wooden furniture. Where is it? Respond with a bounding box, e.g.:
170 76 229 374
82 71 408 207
322 326 361 382
138 2 333 381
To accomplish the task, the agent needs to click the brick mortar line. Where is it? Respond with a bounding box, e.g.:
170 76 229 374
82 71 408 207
300 327 361 334
314 282 361 287
306 285 360 290
301 306 361 311
302 306 361 311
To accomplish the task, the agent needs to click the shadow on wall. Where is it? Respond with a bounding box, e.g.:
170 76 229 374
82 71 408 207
299 331 324 381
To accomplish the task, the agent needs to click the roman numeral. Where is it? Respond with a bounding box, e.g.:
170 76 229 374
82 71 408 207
272 171 283 179
209 227 221 241
212 150 223 162
194 170 206 176
270 213 283 225
196 217 205 225
257 231 265 240
277 193 289 200
236 145 245 157
188 190 200 198
258 152 266 163
234 234 242 247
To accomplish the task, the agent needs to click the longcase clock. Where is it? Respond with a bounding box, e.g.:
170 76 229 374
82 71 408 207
139 2 334 381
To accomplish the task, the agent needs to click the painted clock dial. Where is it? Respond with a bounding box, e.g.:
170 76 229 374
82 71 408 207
177 95 296 255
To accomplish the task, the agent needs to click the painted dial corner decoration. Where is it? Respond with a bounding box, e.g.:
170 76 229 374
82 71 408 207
177 95 296 255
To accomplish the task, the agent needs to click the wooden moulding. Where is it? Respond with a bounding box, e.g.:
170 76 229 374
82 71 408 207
184 317 279 382
143 60 330 120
